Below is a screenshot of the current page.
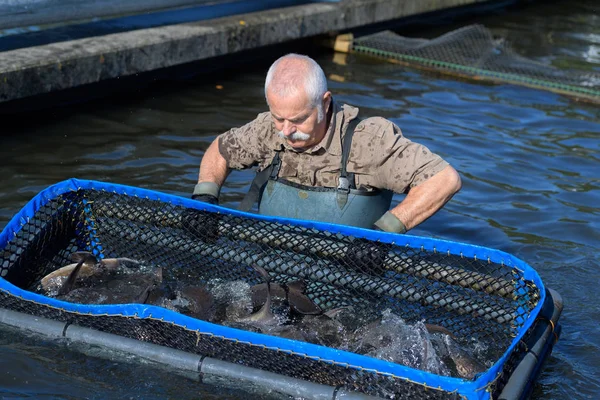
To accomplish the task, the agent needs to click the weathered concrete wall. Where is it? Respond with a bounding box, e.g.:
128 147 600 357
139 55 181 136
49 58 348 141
0 0 492 103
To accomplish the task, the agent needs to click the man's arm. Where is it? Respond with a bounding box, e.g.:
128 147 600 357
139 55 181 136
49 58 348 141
376 165 461 232
353 119 461 233
194 112 274 200
198 137 229 187
190 137 231 202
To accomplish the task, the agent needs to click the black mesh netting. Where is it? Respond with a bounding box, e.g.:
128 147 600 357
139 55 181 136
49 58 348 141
0 188 542 399
351 24 600 103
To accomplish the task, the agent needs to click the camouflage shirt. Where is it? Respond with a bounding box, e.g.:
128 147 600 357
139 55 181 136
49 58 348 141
218 101 449 194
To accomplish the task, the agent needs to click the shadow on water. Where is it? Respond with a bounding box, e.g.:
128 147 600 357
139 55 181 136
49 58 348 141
1 0 599 398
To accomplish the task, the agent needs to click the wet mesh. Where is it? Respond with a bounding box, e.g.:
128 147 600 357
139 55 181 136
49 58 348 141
0 187 542 399
351 24 600 103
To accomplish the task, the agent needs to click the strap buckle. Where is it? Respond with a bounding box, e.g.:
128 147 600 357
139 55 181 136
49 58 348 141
337 176 351 192
336 176 351 209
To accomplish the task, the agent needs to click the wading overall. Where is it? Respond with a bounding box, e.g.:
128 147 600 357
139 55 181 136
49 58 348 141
238 117 393 229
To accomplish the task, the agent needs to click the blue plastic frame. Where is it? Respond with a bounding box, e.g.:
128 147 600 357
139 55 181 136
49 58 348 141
0 178 546 400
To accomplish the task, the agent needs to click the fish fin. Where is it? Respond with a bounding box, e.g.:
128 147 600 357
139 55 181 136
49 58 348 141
57 259 86 296
71 251 97 265
250 265 270 283
238 268 275 324
286 279 323 315
285 280 306 294
289 293 322 315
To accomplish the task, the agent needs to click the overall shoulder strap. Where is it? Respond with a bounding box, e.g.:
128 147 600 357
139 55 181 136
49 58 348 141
238 151 282 212
336 116 361 208
338 117 361 191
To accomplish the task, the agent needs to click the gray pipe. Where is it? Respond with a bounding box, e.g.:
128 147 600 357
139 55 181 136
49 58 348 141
0 307 383 400
0 307 66 338
498 288 563 400
65 324 203 372
201 358 381 400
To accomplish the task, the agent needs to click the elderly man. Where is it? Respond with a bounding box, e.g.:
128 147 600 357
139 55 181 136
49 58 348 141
193 53 461 233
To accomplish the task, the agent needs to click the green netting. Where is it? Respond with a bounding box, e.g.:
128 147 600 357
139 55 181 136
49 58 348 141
352 24 600 103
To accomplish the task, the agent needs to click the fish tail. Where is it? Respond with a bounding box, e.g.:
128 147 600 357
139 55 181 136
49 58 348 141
251 265 270 283
57 259 86 296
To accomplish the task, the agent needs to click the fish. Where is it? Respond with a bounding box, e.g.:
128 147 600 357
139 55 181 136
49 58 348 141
250 279 322 316
421 323 487 378
345 313 464 376
45 251 162 305
442 335 487 380
353 317 457 345
40 251 141 295
57 265 163 305
237 265 277 325
41 252 99 295
292 307 350 347
56 252 99 296
158 286 216 321
424 323 457 340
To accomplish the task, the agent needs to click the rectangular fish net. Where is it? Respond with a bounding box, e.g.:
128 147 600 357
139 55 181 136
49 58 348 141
350 24 600 104
0 179 544 399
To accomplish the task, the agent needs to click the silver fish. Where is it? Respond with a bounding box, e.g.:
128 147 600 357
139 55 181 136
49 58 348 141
443 335 487 380
45 251 162 305
57 252 99 296
237 265 277 325
250 279 322 316
152 285 216 321
58 265 163 305
293 307 350 347
40 251 141 295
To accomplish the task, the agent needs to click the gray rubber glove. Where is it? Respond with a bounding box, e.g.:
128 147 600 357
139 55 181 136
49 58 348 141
373 211 407 234
192 182 220 204
183 182 222 243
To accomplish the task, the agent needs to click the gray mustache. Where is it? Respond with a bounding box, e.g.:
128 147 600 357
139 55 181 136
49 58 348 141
277 130 310 141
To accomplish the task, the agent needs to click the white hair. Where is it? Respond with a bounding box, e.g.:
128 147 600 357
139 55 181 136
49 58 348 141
265 53 328 122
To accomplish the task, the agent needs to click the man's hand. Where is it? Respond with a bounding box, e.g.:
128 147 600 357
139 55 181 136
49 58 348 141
182 183 221 243
385 165 461 231
192 193 218 205
192 182 220 203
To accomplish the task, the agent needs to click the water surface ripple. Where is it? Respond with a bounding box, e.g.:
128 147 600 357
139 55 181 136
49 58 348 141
1 1 599 398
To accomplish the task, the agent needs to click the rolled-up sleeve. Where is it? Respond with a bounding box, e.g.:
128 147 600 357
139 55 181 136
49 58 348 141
351 118 448 193
218 112 273 170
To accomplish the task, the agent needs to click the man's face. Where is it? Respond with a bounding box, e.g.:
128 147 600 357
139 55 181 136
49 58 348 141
267 88 330 150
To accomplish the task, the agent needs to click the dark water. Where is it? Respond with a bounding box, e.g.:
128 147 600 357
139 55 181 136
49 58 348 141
1 0 599 398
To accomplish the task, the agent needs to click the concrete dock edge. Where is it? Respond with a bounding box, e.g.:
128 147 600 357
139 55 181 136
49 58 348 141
0 0 493 103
